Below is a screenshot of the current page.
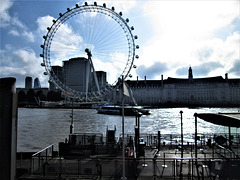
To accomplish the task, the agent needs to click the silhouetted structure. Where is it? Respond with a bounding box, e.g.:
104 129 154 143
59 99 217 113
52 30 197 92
34 78 41 88
50 57 107 92
0 77 18 180
25 76 32 89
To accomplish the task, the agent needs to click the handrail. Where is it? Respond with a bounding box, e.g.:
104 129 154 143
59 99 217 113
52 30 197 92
216 144 239 159
32 144 54 157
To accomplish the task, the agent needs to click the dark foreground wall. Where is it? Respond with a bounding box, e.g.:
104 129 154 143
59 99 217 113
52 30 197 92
0 77 18 180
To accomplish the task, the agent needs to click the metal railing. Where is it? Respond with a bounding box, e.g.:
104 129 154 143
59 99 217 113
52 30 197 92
29 155 240 179
31 144 54 175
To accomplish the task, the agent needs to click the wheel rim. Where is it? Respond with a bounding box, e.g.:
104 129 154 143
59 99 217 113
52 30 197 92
41 3 138 101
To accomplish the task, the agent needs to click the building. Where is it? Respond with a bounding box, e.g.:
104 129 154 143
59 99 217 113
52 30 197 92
63 57 93 92
34 78 41 88
50 66 64 90
50 57 107 94
95 71 107 91
25 76 32 89
113 67 240 107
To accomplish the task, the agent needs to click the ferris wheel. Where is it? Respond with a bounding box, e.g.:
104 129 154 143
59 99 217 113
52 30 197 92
40 2 139 101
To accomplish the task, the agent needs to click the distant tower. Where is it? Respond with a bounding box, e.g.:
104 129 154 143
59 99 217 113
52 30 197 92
34 78 41 88
188 67 193 83
25 76 32 89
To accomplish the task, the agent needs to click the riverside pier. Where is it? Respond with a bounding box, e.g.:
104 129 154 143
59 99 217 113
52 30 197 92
16 113 240 179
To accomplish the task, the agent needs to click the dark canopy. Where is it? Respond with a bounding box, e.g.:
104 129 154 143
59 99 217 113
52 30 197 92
195 113 240 128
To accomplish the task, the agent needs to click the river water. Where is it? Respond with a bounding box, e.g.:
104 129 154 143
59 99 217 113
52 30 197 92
17 107 240 152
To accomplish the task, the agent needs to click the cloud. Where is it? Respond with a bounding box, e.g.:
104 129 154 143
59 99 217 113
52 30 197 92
0 0 13 27
137 0 240 79
79 0 136 13
197 47 214 61
229 59 240 76
9 29 20 36
176 62 223 77
0 46 48 87
136 62 168 79
0 0 36 42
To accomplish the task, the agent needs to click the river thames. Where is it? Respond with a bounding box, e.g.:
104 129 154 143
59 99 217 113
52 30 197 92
17 107 240 152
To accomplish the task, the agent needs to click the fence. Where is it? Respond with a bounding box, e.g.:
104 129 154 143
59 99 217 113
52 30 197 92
31 144 54 175
30 155 240 179
27 133 240 179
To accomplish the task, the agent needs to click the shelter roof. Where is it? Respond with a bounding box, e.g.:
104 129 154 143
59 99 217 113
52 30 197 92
195 113 240 128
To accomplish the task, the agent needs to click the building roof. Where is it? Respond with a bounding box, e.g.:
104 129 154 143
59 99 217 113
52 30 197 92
166 76 226 84
125 76 240 86
195 113 240 127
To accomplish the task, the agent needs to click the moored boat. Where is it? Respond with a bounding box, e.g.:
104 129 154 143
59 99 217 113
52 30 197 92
97 105 150 116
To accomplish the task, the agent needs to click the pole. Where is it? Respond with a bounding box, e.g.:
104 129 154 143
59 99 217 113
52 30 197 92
228 126 231 149
0 78 17 180
179 111 183 180
180 111 183 158
122 76 127 179
70 100 74 134
194 113 200 179
194 113 198 158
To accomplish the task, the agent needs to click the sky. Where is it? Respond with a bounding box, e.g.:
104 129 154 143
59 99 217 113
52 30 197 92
0 0 240 88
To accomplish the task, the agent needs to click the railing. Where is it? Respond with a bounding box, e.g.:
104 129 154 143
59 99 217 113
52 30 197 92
31 144 54 175
215 145 239 159
29 155 240 179
26 133 240 178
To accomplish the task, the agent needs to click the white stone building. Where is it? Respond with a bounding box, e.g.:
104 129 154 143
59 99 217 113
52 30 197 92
113 68 240 107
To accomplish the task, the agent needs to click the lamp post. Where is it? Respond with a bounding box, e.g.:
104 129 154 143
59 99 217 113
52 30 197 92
194 113 198 159
179 111 183 180
180 111 183 158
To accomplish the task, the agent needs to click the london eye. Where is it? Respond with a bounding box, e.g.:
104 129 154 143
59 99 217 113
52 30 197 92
40 2 139 101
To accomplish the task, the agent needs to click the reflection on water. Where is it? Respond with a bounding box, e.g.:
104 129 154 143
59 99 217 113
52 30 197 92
17 107 239 152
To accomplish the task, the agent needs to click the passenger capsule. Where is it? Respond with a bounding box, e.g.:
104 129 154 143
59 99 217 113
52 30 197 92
67 8 71 11
135 55 139 59
119 12 123 16
134 35 138 39
52 19 56 23
59 13 63 17
94 2 97 6
131 26 134 30
129 74 132 78
41 63 45 66
40 45 44 48
47 27 50 31
126 18 129 23
103 3 106 8
40 54 44 57
133 65 137 68
136 45 139 49
85 2 88 6
75 4 79 8
112 7 115 11
43 36 46 39
43 72 48 75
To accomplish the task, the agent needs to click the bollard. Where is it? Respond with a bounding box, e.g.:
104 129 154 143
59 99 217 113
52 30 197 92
0 78 18 180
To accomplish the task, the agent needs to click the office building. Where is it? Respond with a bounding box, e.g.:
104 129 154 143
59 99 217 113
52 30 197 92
63 57 92 92
25 76 32 89
34 78 41 88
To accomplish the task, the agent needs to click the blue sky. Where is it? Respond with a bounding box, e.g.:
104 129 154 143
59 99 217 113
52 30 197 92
1 0 239 88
